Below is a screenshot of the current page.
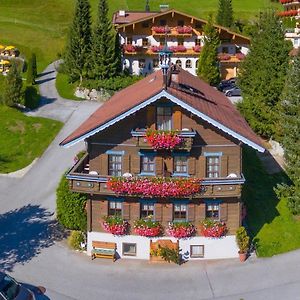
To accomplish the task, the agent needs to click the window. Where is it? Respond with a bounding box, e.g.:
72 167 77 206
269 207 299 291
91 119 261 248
174 156 188 175
160 19 167 26
160 38 165 46
108 155 122 176
141 155 155 174
222 47 228 53
294 38 299 47
142 38 148 47
190 245 204 258
122 243 137 256
177 38 184 46
157 106 172 130
139 59 146 68
206 202 220 219
142 21 149 28
196 59 199 68
177 20 184 26
195 38 201 46
141 202 154 219
108 200 122 216
195 22 202 29
126 37 132 45
185 59 192 68
173 203 187 221
206 156 220 178
175 59 182 68
153 58 159 68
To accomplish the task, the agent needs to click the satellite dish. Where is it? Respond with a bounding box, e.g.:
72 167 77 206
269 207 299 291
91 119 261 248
227 173 238 178
123 172 133 178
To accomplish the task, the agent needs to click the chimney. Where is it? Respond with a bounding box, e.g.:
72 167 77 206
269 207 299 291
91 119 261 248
170 64 179 85
159 4 169 12
119 10 126 17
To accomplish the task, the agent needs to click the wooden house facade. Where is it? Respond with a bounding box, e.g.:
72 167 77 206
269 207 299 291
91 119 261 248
60 66 264 260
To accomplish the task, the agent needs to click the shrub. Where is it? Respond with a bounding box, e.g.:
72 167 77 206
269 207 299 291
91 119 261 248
68 230 85 250
151 245 181 264
236 226 250 253
56 174 87 231
24 85 40 109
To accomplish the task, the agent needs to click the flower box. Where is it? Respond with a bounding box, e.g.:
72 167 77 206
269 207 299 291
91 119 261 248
107 177 202 198
176 26 193 34
166 222 196 239
169 45 187 53
199 219 227 238
150 45 164 53
133 218 163 237
152 26 171 34
124 44 136 53
102 216 129 235
145 129 183 150
193 45 202 53
236 53 245 60
218 53 231 61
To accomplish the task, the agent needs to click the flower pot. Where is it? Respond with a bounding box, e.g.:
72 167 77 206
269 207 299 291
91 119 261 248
238 251 247 262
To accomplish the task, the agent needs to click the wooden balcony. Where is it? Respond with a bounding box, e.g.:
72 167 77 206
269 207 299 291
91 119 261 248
131 129 196 151
67 153 245 197
151 26 194 37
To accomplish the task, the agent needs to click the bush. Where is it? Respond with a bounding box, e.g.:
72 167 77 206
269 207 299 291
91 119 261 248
68 230 85 250
56 174 87 231
236 226 250 253
24 85 40 109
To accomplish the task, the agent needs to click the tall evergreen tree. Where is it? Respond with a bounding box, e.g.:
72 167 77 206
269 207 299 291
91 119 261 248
216 0 233 28
92 0 121 79
238 11 292 138
64 0 92 84
276 54 300 215
197 17 220 86
3 61 23 107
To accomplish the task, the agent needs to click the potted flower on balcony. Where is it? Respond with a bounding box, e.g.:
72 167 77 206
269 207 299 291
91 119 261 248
133 216 163 237
123 44 136 53
152 26 170 34
236 53 245 60
193 45 201 53
217 53 231 61
145 129 183 150
166 222 196 239
199 219 227 238
102 215 129 236
176 26 193 34
236 226 250 262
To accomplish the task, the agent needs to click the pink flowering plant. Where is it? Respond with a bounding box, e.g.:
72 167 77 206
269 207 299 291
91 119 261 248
133 216 163 237
152 26 171 34
169 45 187 53
218 53 231 61
236 53 245 60
107 177 202 198
145 129 183 150
193 45 201 52
199 219 227 238
166 222 196 239
102 215 129 236
176 26 193 34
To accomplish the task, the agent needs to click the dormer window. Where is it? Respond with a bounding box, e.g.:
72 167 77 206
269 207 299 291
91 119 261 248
157 106 172 130
160 19 167 26
126 37 132 45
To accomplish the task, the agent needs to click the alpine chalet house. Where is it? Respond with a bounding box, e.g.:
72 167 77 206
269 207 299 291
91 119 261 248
60 48 264 261
112 7 250 79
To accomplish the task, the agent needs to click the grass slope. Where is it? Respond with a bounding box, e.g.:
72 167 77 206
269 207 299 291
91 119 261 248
243 147 300 257
0 106 63 173
0 0 280 72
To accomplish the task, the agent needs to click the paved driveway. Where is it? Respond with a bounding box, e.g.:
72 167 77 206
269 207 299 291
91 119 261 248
0 64 300 300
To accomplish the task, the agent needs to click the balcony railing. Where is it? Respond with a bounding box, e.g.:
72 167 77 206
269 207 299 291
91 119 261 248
151 26 193 36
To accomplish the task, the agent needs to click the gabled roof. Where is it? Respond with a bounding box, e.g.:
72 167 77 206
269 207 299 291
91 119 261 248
112 9 250 43
60 68 264 153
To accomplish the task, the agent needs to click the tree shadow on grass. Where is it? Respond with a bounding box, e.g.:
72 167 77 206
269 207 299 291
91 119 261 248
0 204 67 272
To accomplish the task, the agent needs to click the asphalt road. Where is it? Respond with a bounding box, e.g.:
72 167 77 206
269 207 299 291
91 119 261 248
0 64 300 300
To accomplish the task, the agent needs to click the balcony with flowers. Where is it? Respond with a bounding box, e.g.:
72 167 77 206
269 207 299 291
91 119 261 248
131 128 196 151
166 222 196 238
151 26 194 36
199 219 227 238
102 215 129 235
278 9 299 17
218 52 246 62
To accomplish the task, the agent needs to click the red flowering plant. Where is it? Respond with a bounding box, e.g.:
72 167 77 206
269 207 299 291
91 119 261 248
176 26 193 34
166 222 196 239
199 219 227 238
124 44 136 53
133 216 163 237
102 215 129 236
107 177 202 198
145 129 183 150
236 53 245 60
152 26 171 34
193 45 202 52
150 45 164 53
218 53 231 61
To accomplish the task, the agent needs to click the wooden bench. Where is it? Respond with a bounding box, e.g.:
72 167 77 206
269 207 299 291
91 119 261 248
91 241 117 262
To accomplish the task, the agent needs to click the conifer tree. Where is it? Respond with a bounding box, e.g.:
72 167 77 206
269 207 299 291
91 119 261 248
32 53 37 79
276 54 300 215
3 61 23 107
238 11 292 138
92 0 121 79
216 0 234 28
197 17 220 86
64 0 92 84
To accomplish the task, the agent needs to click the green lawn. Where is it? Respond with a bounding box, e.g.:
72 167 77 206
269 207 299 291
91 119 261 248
0 0 280 73
242 147 300 257
0 106 63 173
55 72 81 101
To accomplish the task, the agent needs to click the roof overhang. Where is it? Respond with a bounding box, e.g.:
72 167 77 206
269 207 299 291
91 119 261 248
61 90 264 153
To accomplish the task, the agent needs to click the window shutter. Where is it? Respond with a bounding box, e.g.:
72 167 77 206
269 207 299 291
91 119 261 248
199 203 206 221
188 157 196 175
100 154 108 175
156 156 164 176
154 203 162 222
147 106 156 129
122 154 130 174
131 156 141 175
122 202 130 220
221 156 228 177
220 202 228 221
187 203 195 222
197 156 206 178
164 204 173 222
173 106 182 130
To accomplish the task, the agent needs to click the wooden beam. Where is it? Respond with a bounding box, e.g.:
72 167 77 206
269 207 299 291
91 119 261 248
232 34 236 40
191 18 194 24
152 17 155 23
133 23 135 30
172 11 175 18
